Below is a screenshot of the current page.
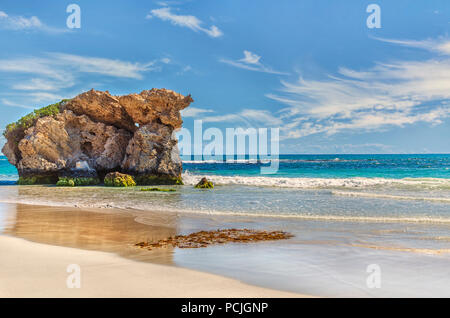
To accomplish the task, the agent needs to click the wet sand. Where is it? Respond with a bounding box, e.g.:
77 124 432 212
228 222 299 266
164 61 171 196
0 203 307 297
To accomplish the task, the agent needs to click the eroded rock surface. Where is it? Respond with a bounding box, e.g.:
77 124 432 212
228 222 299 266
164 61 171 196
121 122 181 177
2 89 192 183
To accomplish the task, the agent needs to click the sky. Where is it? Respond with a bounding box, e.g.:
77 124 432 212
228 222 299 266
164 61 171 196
0 0 449 154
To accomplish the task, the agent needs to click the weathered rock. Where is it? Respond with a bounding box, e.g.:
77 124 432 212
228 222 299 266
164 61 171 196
64 89 136 131
2 139 18 166
64 88 192 131
195 177 214 189
118 89 192 129
121 122 181 178
2 88 192 184
16 110 131 179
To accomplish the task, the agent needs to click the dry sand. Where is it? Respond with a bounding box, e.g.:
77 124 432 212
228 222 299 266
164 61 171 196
0 235 306 298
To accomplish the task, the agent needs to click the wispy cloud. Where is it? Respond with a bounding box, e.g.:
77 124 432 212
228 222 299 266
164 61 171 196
0 53 160 87
49 53 156 79
220 50 288 75
12 78 73 91
147 7 223 38
0 10 66 34
0 53 166 107
373 36 450 55
1 98 34 110
193 108 284 127
266 38 450 139
181 107 214 117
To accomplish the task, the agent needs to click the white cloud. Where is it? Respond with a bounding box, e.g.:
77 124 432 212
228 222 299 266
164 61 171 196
220 50 288 75
0 10 66 34
1 98 34 110
49 53 156 79
266 38 450 140
240 50 261 64
0 53 167 110
240 109 283 126
147 7 223 38
197 108 283 127
160 57 171 64
27 92 64 103
181 107 214 117
201 113 243 123
373 37 450 55
12 78 73 91
0 53 160 91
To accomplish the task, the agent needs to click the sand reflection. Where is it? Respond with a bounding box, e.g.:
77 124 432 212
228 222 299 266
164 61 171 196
0 203 177 265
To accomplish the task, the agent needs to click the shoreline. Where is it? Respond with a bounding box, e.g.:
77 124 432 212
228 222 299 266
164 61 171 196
1 190 450 225
0 202 310 298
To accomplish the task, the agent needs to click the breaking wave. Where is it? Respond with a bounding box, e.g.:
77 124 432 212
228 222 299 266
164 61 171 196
182 171 450 190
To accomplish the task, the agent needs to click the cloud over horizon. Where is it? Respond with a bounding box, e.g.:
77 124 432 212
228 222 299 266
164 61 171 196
266 38 450 140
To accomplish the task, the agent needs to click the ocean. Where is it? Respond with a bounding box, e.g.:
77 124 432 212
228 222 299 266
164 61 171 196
1 154 449 297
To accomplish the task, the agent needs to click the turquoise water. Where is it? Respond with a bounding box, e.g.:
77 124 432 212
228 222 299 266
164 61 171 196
183 154 450 179
0 156 20 184
2 154 450 182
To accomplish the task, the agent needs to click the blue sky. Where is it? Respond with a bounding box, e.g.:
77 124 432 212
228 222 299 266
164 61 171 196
0 0 449 154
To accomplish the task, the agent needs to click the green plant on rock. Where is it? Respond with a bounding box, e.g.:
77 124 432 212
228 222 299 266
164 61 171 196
104 172 136 187
3 99 70 138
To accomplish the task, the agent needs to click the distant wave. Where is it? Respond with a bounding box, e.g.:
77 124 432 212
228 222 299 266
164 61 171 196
332 190 450 203
182 158 369 164
182 171 450 189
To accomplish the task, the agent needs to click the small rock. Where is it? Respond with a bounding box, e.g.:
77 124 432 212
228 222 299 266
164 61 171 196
195 177 214 189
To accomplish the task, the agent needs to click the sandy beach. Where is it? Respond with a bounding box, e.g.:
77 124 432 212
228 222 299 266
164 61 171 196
0 203 307 298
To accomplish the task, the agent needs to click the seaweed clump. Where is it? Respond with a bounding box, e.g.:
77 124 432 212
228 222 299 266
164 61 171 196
134 175 183 186
104 172 136 187
135 229 294 250
17 176 56 185
56 177 100 187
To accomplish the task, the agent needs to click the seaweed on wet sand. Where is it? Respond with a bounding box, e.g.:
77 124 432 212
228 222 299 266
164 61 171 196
135 229 294 250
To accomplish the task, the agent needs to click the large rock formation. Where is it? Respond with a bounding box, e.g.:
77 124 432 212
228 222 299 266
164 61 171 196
2 89 193 184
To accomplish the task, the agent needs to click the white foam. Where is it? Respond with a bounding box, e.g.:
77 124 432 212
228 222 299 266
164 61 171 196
182 171 450 189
